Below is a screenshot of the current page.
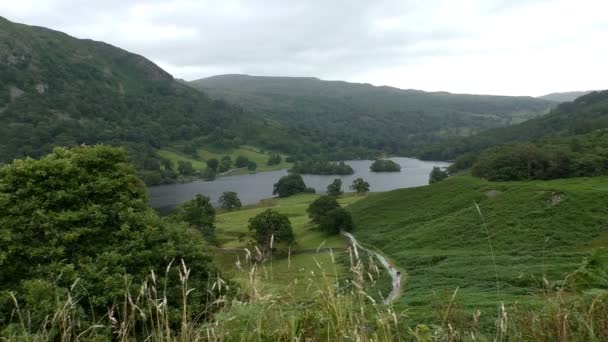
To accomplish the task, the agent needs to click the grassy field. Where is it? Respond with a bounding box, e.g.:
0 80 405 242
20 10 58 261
158 145 292 173
348 175 608 322
214 193 366 299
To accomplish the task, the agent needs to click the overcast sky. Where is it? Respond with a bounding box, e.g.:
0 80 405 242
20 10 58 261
2 0 607 96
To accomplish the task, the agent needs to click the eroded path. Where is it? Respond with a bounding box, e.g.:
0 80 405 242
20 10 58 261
341 232 402 304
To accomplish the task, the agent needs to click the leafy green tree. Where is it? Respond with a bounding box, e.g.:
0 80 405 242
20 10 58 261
202 167 216 180
307 195 340 224
206 158 219 171
429 166 448 184
319 208 354 234
235 155 250 168
350 178 370 195
326 178 343 197
247 161 258 171
273 174 306 197
219 155 232 172
219 191 242 210
177 160 194 176
267 154 282 166
248 209 295 257
175 194 217 244
160 157 174 171
0 145 218 324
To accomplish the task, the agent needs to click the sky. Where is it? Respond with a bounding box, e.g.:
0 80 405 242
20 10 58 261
2 0 607 96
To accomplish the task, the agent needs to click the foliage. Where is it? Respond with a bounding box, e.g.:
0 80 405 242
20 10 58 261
348 175 608 320
206 158 219 171
0 145 218 325
191 74 554 160
429 166 448 184
273 173 307 197
247 209 295 257
235 155 250 168
266 154 282 166
174 194 217 244
219 155 232 172
219 191 242 211
350 178 370 195
307 195 341 224
370 159 401 172
326 178 343 197
290 160 354 175
177 160 195 175
319 208 354 234
247 160 257 170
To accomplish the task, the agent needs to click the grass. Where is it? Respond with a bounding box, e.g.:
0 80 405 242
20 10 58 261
158 145 293 172
214 193 367 299
348 175 608 322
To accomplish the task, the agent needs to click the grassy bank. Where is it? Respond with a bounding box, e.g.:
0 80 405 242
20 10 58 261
213 193 367 299
348 175 608 322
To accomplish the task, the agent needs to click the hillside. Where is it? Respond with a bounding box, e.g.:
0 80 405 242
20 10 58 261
190 74 555 159
0 17 275 182
420 89 608 162
348 175 608 321
538 90 595 102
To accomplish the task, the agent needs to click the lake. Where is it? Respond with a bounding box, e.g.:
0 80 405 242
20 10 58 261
148 157 450 212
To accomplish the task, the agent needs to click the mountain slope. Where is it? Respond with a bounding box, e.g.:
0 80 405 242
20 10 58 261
420 90 608 161
0 17 267 179
538 90 595 103
348 175 608 319
190 74 556 159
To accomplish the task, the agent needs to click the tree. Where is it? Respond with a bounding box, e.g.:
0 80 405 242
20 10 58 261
235 155 250 168
175 194 217 244
206 158 219 171
248 209 295 258
160 157 173 171
319 208 354 234
429 166 448 184
350 178 370 195
177 160 194 176
219 191 242 210
219 155 232 172
267 154 282 166
247 161 258 171
307 195 340 224
202 167 216 180
326 178 343 197
0 146 218 324
273 174 306 197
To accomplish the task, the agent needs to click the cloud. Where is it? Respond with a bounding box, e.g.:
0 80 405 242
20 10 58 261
1 0 607 95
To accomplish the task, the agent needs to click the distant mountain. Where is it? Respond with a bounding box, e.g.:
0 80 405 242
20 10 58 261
420 90 608 161
538 91 595 103
0 17 268 181
190 74 556 158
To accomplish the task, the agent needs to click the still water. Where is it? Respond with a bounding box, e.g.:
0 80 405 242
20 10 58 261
148 157 450 212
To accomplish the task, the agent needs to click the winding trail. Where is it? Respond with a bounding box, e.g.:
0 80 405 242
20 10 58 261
341 232 402 304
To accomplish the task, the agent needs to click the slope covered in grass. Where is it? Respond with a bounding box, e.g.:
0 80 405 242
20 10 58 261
348 176 608 320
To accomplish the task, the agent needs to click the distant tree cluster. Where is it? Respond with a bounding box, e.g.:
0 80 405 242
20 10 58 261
273 174 315 197
370 159 401 172
290 160 354 175
471 131 608 181
267 154 282 166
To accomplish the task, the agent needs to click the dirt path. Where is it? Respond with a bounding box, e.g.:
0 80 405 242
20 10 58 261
341 232 402 304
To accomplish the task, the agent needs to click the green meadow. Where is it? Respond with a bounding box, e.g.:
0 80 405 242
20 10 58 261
348 175 608 322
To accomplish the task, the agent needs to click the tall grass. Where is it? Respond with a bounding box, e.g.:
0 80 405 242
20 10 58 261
2 245 608 341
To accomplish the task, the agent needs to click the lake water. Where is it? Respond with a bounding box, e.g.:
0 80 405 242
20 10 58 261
148 157 450 212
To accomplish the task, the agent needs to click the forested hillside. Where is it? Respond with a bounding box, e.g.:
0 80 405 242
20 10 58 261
420 90 608 162
538 90 594 102
0 17 275 181
191 74 555 159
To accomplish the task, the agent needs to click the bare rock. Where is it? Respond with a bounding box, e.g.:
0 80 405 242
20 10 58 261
9 86 24 100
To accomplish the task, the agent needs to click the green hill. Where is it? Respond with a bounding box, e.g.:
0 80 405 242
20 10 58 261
538 90 595 103
0 17 277 182
420 90 608 162
348 175 608 320
190 74 555 159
